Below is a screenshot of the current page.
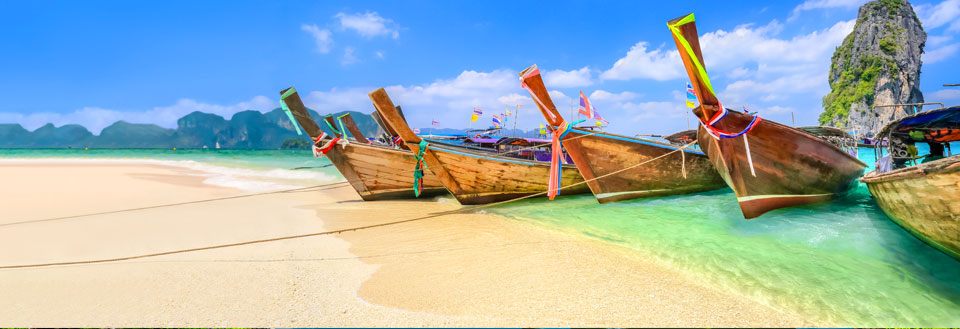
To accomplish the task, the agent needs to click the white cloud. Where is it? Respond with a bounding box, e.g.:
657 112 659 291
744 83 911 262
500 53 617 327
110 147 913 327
301 24 333 54
589 90 639 103
928 34 954 47
915 0 960 31
543 67 593 88
375 50 385 59
930 88 960 101
302 69 533 129
599 17 855 128
789 0 866 20
0 96 275 134
600 42 684 81
924 43 959 64
335 11 400 39
341 47 358 66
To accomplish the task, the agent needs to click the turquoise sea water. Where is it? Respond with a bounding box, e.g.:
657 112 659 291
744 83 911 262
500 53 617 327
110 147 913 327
0 148 341 191
489 146 960 325
3 147 959 325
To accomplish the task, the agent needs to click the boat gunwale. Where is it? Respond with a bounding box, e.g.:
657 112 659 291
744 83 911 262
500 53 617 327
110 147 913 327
861 154 960 184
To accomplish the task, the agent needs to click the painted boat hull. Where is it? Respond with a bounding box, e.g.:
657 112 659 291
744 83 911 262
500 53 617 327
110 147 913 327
697 111 867 218
428 143 590 204
326 142 448 201
562 129 726 203
862 156 960 259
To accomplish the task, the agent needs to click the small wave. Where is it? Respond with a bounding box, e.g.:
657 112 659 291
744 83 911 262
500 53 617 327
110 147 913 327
0 157 341 192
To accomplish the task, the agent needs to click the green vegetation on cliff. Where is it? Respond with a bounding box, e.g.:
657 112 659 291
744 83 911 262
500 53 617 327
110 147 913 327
819 0 922 127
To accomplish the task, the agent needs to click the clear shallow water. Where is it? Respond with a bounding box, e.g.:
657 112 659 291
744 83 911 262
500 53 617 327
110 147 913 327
0 148 342 191
489 146 960 325
4 147 959 325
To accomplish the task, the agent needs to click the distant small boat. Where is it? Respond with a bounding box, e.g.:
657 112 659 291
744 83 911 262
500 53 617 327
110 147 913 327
369 87 590 204
667 13 867 218
215 141 221 149
519 65 726 203
280 87 448 200
862 105 960 259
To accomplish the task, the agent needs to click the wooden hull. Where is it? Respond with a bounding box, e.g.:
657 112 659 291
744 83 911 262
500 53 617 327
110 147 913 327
697 111 867 218
562 129 726 203
427 143 590 204
862 156 960 260
325 142 447 201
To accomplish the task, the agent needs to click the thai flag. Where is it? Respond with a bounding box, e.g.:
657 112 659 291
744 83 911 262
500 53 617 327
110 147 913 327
431 119 439 127
413 128 421 134
578 91 594 118
472 107 483 116
594 107 609 124
492 114 503 128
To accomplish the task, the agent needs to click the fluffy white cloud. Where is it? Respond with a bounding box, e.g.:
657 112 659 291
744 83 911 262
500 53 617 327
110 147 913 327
789 0 867 20
543 67 593 88
335 11 400 39
301 24 333 54
341 47 358 66
915 0 960 31
598 18 854 127
600 42 684 81
930 88 960 101
924 43 960 64
0 96 275 134
302 69 536 129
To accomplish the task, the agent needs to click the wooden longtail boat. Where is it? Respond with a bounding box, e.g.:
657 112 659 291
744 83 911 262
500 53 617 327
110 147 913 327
518 65 725 203
667 14 867 218
862 105 960 259
279 87 448 200
368 88 590 204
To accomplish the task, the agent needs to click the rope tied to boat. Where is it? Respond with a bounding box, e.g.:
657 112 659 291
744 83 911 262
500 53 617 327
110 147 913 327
312 132 340 157
547 119 584 200
0 141 697 270
413 140 430 197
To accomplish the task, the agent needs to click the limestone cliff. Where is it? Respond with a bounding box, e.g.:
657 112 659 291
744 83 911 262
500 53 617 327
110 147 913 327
820 0 925 136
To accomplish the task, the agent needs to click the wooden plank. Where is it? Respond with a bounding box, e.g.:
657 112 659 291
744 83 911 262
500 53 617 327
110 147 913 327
340 113 369 142
369 88 465 194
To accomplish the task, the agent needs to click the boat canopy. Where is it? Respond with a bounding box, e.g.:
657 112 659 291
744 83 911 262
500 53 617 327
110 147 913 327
876 106 960 143
664 129 698 144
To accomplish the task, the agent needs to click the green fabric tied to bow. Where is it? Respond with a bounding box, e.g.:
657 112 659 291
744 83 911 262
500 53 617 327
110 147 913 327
413 140 429 197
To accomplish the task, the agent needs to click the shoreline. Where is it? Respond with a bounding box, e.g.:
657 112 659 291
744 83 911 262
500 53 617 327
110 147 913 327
0 159 809 326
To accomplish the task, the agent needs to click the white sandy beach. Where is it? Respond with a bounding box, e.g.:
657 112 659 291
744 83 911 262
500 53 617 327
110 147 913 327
0 160 810 326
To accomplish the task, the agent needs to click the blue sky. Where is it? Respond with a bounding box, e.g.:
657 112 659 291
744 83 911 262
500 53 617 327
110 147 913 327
1 0 958 135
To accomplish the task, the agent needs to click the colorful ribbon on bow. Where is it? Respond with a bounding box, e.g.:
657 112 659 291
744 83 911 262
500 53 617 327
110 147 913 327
547 119 584 200
413 140 429 197
312 132 340 157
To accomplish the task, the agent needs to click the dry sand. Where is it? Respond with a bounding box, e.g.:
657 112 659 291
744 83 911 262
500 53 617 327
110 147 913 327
0 160 810 326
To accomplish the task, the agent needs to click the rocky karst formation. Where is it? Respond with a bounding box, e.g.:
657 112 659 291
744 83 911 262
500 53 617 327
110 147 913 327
821 0 926 136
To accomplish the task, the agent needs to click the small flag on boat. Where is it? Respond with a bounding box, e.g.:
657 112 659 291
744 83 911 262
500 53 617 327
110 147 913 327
538 123 547 136
471 106 482 122
685 83 697 109
431 119 439 127
492 114 503 128
593 107 609 125
413 128 421 134
578 91 594 119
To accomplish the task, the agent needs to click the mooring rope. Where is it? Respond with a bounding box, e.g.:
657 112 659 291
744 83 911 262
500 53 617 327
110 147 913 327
0 142 695 270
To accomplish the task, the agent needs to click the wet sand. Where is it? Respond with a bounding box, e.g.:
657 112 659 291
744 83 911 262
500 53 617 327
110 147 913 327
0 160 809 326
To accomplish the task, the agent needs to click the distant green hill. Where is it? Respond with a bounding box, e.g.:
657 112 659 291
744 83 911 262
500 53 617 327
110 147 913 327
0 108 384 149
